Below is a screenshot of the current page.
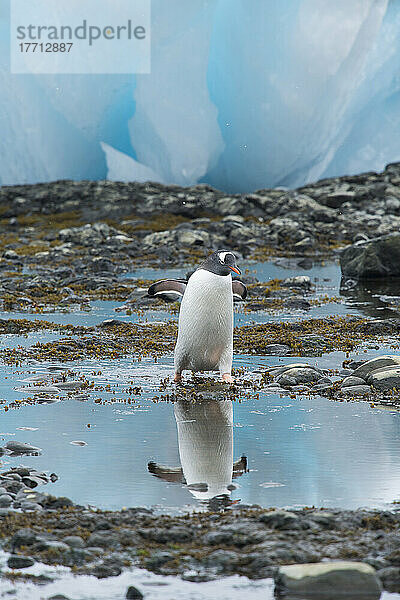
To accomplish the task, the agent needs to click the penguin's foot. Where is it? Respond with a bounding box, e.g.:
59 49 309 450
174 372 182 383
222 373 235 384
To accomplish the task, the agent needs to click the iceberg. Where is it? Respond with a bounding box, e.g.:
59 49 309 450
2 0 400 191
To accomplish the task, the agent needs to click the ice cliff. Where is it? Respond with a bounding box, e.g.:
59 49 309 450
2 0 400 192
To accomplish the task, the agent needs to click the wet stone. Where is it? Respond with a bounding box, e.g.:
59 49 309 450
2 480 24 494
312 383 332 392
92 560 122 579
22 476 42 488
275 561 382 597
0 494 13 507
352 355 400 380
20 501 44 512
276 367 321 386
283 297 311 310
340 232 400 279
281 275 312 289
203 523 265 547
263 344 290 356
275 374 297 387
259 510 300 530
3 473 22 481
126 586 144 600
307 511 336 529
340 385 372 396
7 555 35 569
86 531 120 549
139 526 193 543
34 540 70 553
377 567 400 593
341 375 367 387
205 549 240 571
269 363 321 376
63 535 85 548
11 528 38 549
144 550 175 570
4 441 42 455
316 376 332 385
369 368 400 391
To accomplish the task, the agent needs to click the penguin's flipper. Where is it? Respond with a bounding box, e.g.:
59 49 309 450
148 461 186 483
232 280 247 302
148 279 187 303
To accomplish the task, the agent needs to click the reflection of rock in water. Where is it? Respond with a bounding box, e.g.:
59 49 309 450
341 277 400 319
148 398 247 507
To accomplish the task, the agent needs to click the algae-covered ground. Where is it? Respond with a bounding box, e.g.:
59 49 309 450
0 313 398 365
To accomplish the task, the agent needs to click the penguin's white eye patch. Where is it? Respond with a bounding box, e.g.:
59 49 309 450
218 251 233 263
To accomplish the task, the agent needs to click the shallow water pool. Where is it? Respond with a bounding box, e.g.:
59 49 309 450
1 258 400 513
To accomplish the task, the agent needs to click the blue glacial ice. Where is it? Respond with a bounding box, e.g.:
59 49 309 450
2 0 400 192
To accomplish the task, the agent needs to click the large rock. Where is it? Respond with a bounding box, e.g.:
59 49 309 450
4 441 41 455
281 275 312 290
275 561 382 598
177 229 210 246
142 230 175 249
340 233 400 279
59 223 123 246
369 368 400 391
340 376 366 387
352 355 400 380
269 363 321 376
339 385 371 396
276 367 321 386
7 555 35 569
259 510 299 530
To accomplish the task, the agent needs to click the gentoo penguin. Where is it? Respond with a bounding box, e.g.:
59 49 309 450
148 398 248 506
148 250 247 383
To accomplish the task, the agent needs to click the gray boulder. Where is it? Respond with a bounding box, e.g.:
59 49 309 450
142 230 175 249
269 363 321 376
4 441 41 455
283 297 311 310
177 229 210 246
59 223 122 246
281 275 312 290
352 356 400 380
259 510 299 530
369 368 400 391
263 344 291 356
275 561 382 598
340 233 400 279
0 494 13 507
7 555 35 569
275 374 297 387
340 376 367 387
216 196 246 215
276 367 321 386
340 385 371 396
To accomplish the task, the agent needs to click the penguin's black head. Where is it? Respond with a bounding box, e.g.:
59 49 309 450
200 250 241 277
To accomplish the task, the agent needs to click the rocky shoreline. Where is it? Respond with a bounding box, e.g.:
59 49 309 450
0 483 400 594
0 161 400 276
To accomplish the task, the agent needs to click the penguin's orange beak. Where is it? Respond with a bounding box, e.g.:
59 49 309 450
229 266 241 275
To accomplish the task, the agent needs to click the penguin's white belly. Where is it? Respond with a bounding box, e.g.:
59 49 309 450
174 399 233 500
174 270 233 373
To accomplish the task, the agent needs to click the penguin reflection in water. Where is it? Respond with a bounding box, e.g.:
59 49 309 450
148 250 247 383
148 398 248 508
